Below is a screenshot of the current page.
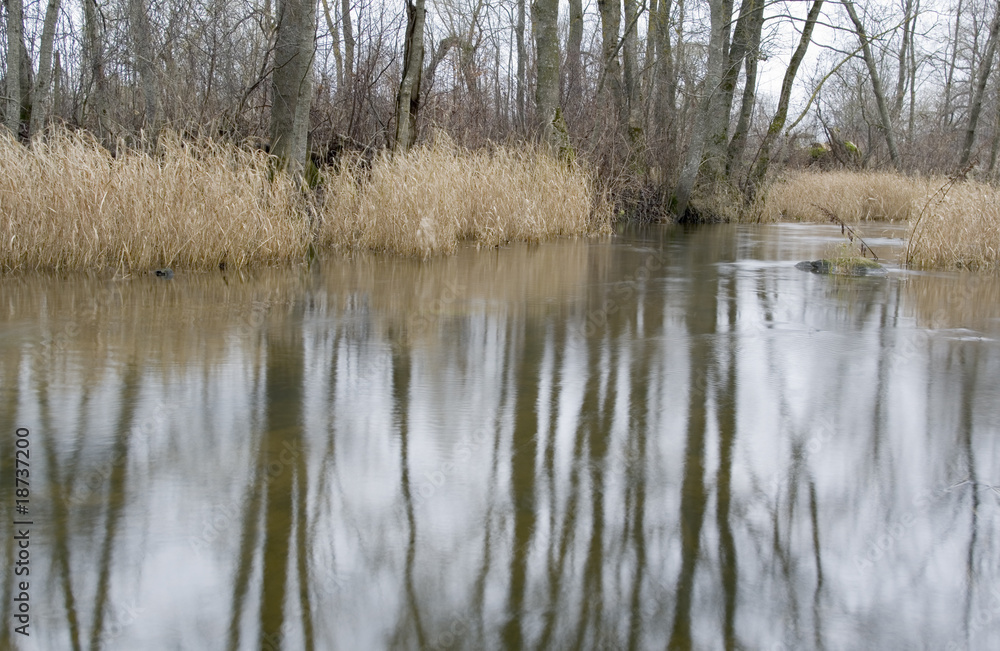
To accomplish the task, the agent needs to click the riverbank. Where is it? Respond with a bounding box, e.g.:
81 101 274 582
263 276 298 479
755 170 1000 270
0 130 608 273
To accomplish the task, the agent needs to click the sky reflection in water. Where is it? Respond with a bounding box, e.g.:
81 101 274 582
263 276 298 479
1 223 999 650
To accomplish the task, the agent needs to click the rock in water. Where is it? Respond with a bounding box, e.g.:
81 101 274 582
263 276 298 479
795 258 886 277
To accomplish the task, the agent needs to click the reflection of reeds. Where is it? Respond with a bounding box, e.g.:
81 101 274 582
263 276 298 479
0 129 605 272
755 170 1000 270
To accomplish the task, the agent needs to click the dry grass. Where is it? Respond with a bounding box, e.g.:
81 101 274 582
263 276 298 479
0 128 606 272
753 170 935 223
0 129 311 272
756 169 1000 271
905 181 1000 270
318 137 607 256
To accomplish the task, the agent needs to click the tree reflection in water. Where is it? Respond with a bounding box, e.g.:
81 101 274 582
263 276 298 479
1 224 999 649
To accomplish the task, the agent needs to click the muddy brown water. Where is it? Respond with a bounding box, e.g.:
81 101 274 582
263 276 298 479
2 223 999 650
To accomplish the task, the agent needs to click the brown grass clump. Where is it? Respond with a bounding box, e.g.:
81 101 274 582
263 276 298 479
755 169 1000 270
0 128 605 272
754 170 935 223
319 137 607 256
904 181 1000 271
0 129 311 272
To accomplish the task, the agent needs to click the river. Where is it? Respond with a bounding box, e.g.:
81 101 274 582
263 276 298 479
1 223 999 650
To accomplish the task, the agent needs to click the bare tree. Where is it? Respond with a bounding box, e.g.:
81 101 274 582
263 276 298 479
673 0 730 217
5 0 25 137
747 0 825 199
394 0 426 152
129 0 159 135
533 0 561 148
270 0 317 172
28 0 62 140
959 0 1000 167
842 0 902 169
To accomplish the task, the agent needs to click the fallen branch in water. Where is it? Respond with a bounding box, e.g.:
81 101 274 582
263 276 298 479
813 204 879 260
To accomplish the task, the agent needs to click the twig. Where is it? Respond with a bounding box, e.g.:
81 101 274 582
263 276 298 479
813 204 879 260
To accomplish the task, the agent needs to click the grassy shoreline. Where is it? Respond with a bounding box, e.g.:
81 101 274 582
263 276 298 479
0 129 608 273
756 170 1000 271
2 130 997 273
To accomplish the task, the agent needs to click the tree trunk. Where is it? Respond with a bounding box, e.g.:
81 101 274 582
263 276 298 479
673 0 729 218
270 0 317 173
842 0 902 170
532 0 561 147
128 0 159 135
597 0 626 134
341 0 354 79
746 0 824 200
565 0 583 111
394 0 426 153
82 0 109 144
943 0 963 126
702 0 750 185
988 97 1000 176
29 0 61 140
515 0 526 130
321 0 344 90
726 0 765 175
5 0 24 137
651 0 674 140
959 0 1000 168
891 0 915 123
622 0 642 142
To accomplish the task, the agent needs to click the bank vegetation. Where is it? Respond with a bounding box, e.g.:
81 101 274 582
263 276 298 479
3 0 1000 271
758 170 1000 270
0 129 605 272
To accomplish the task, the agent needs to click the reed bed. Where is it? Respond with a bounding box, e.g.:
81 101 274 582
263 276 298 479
755 170 935 223
0 129 605 272
0 129 310 272
905 181 1000 270
318 138 605 256
758 169 1000 270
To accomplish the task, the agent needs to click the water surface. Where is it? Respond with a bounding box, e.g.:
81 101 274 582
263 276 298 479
2 224 999 650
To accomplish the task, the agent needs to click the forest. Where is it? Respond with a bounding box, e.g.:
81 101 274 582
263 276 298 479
2 0 1000 259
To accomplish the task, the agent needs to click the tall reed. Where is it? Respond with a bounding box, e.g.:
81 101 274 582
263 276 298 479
903 182 1000 270
0 129 310 272
0 129 606 272
753 170 934 223
318 138 606 257
756 169 1000 270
